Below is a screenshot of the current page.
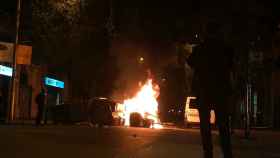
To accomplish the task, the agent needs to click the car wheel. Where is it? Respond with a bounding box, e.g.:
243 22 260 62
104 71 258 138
130 112 143 127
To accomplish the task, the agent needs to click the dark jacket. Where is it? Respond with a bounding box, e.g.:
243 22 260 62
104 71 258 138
35 91 45 106
187 38 234 102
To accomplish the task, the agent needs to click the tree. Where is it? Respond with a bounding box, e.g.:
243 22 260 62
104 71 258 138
33 0 119 101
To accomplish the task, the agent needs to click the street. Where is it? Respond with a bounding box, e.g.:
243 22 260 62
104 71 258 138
0 125 279 158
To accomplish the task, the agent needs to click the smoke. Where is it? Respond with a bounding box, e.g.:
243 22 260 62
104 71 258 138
110 35 176 102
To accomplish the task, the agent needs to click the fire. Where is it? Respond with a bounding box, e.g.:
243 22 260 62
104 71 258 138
119 79 162 129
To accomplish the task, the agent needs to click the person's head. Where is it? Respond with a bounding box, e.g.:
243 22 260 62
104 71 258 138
40 87 46 96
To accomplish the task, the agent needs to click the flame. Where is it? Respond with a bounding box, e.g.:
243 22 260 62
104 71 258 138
118 79 162 129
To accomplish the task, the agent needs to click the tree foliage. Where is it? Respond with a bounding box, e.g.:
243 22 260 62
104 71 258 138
33 0 119 100
33 0 80 64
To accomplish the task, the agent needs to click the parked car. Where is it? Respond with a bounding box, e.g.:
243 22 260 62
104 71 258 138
50 97 119 126
50 103 83 124
184 96 215 127
87 97 116 126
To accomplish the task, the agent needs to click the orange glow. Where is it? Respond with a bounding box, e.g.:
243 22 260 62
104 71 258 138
119 79 162 129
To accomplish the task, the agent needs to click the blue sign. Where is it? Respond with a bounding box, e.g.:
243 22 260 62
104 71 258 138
0 65 12 77
45 77 64 89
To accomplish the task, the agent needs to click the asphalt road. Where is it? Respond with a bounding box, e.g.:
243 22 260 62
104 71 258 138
0 125 279 158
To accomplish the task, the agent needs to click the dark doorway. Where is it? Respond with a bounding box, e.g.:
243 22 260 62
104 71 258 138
0 76 10 122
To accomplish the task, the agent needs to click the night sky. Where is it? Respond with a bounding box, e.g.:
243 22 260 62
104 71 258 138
0 0 17 42
0 0 31 43
0 1 17 14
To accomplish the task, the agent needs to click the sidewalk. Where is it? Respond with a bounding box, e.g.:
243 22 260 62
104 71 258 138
226 129 280 158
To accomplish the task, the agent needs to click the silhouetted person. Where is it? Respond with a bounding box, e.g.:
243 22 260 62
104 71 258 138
187 22 234 158
35 89 46 126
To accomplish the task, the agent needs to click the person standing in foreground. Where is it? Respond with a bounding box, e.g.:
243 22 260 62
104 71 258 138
186 22 234 158
35 88 46 126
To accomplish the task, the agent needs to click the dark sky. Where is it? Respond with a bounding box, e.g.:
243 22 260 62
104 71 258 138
20 0 32 44
114 1 197 40
0 0 17 42
0 0 31 43
0 0 17 14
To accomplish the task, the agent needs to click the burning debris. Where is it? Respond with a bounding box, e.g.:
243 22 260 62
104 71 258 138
117 79 162 129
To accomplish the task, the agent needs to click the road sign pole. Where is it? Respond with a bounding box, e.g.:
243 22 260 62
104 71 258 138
8 0 22 122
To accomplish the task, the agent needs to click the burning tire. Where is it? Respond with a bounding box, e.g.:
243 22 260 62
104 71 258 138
143 118 154 128
129 112 143 127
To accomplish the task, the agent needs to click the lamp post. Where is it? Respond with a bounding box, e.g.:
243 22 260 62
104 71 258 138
8 0 22 122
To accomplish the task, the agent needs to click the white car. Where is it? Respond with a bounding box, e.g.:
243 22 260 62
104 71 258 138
184 97 215 126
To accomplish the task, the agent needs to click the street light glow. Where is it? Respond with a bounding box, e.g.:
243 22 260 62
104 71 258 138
138 57 144 64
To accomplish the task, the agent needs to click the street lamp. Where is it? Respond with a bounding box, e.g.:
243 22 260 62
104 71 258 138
138 57 144 64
